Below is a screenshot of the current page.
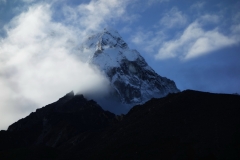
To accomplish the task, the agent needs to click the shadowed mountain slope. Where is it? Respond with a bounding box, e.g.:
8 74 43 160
0 90 240 159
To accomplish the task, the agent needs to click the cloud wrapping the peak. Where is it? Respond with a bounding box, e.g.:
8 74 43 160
0 0 130 129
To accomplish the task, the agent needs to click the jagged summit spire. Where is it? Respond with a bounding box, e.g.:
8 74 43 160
83 28 128 52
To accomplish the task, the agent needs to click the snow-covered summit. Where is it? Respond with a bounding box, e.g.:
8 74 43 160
83 29 142 70
84 28 128 51
82 28 180 105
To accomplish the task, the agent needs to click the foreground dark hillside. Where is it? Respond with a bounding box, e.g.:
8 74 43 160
0 90 240 159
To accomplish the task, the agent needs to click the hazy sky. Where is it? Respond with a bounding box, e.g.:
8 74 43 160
0 0 240 129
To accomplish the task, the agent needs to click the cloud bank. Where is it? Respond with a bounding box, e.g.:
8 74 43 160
0 0 129 130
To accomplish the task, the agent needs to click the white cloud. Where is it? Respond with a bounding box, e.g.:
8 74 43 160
155 21 239 60
0 0 130 130
131 30 165 53
130 7 186 55
130 7 187 54
186 28 236 59
62 0 128 35
129 2 239 62
160 7 187 28
131 31 149 45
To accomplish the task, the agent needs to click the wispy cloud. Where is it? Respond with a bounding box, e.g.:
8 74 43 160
62 0 129 35
130 7 186 54
155 21 238 60
130 4 240 61
131 29 166 53
159 7 187 28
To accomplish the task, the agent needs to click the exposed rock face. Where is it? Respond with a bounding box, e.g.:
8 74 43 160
82 28 180 104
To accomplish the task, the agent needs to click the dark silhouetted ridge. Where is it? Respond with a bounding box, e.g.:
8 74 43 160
0 90 240 159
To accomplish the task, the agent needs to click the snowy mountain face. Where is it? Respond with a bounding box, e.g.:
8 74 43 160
81 28 180 105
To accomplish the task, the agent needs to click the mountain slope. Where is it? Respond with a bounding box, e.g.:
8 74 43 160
82 28 179 104
1 90 240 159
1 92 117 153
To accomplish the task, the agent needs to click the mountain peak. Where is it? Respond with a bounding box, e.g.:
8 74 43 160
66 90 74 97
57 91 75 105
83 29 128 53
81 29 180 107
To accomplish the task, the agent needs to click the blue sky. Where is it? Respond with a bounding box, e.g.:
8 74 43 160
0 0 240 129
